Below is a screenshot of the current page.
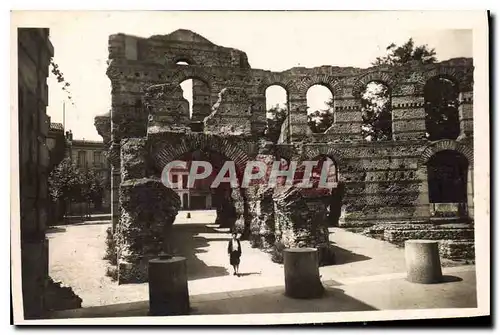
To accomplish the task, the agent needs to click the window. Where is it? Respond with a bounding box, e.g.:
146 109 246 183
94 151 102 166
306 85 334 133
78 151 87 168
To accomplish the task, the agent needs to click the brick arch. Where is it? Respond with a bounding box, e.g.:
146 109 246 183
352 71 397 98
415 67 464 95
257 74 295 95
152 133 250 173
295 75 341 97
172 55 197 66
418 139 473 167
274 145 298 162
169 67 213 88
301 146 346 170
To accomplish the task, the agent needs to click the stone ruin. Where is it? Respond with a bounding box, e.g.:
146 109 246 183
94 29 475 283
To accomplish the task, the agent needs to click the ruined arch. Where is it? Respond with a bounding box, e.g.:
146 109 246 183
152 134 250 173
173 56 196 66
415 67 465 95
257 73 294 96
418 139 473 168
169 67 213 88
301 146 346 170
295 75 341 97
352 71 396 98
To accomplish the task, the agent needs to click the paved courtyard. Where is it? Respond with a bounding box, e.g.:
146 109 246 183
48 210 474 310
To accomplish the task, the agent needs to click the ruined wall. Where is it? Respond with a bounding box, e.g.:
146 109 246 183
18 28 54 319
97 29 475 274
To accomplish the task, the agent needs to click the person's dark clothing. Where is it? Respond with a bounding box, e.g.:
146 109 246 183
228 239 242 266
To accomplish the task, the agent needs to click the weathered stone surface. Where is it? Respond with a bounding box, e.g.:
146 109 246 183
439 240 475 260
117 178 181 283
273 187 334 265
204 87 253 136
284 248 324 298
405 240 443 284
120 137 148 181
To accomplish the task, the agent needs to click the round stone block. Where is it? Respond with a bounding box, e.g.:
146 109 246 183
148 255 190 316
405 240 443 284
284 248 324 299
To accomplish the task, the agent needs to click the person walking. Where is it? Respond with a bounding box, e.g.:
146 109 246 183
227 232 242 276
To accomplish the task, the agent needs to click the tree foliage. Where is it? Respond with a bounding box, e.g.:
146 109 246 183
372 38 437 66
307 109 334 133
50 58 74 105
424 77 460 140
265 105 288 142
361 82 392 141
49 157 105 209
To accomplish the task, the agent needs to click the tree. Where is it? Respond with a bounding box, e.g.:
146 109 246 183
48 157 84 221
372 38 437 66
49 157 105 220
81 169 105 214
307 109 334 133
265 105 288 142
361 82 392 141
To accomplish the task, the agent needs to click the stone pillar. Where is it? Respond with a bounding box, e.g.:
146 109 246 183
467 166 474 221
148 255 190 316
284 248 324 298
414 166 431 219
326 97 363 141
250 95 267 136
273 186 334 265
458 91 473 140
109 142 121 234
118 178 181 283
191 79 212 123
288 92 308 142
116 138 181 284
405 240 443 284
392 96 427 140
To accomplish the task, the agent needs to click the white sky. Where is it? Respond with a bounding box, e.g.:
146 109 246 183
37 11 473 141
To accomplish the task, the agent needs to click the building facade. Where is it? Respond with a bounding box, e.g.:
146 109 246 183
65 132 111 212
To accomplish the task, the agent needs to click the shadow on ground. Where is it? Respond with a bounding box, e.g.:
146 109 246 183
236 272 261 277
190 286 378 315
330 243 371 265
49 285 377 319
441 275 464 283
171 223 229 280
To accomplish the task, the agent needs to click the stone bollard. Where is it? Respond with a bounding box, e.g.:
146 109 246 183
148 254 190 316
283 248 324 299
405 240 443 284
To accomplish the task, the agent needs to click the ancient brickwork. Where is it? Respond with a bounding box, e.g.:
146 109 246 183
96 29 475 279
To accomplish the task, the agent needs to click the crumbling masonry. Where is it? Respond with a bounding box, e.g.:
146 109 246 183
94 29 474 283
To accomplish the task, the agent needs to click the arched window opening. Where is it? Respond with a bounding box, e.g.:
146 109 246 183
265 85 288 142
427 150 468 205
361 81 392 141
424 76 460 141
176 60 211 130
306 85 334 133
